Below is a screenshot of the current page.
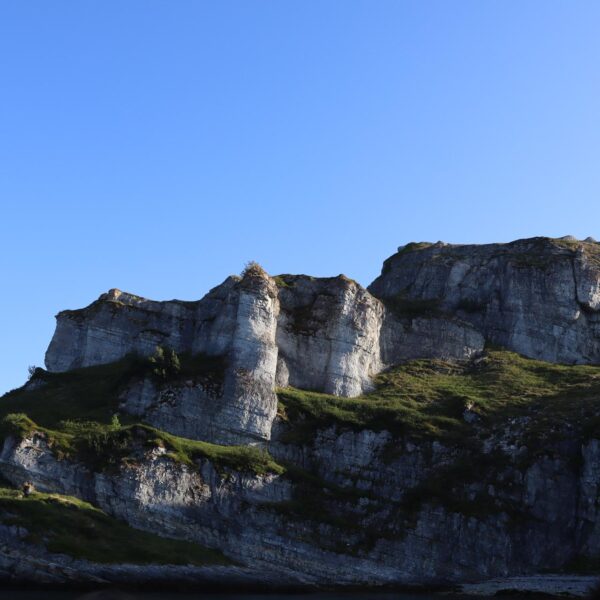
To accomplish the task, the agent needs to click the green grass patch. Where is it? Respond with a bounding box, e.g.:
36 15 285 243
383 294 443 319
0 352 282 476
277 350 600 445
273 275 293 288
1 351 227 431
1 414 284 476
0 356 144 429
149 426 285 475
0 486 229 565
397 242 434 255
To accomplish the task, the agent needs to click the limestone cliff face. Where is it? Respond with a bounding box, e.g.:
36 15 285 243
43 237 600 446
369 237 600 364
5 236 600 586
44 288 199 372
44 272 387 445
43 268 486 445
274 275 383 396
46 238 600 385
47 271 282 445
2 419 600 585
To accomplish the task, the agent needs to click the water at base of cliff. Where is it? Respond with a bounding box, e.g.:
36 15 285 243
0 592 472 600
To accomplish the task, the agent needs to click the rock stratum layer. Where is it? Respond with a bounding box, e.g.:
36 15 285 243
2 236 600 587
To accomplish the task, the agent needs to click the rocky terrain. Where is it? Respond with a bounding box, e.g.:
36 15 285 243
1 236 600 590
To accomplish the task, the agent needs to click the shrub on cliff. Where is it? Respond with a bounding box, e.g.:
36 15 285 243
241 260 267 278
148 345 181 380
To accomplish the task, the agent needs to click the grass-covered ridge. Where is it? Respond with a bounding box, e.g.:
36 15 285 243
276 349 600 525
0 357 141 428
0 350 227 430
277 349 600 443
4 348 600 479
0 351 280 476
1 414 284 476
0 486 229 565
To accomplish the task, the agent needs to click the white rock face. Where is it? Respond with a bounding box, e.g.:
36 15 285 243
275 275 384 396
43 273 389 444
575 248 600 311
45 288 199 372
51 240 600 446
3 424 600 585
369 237 600 364
216 272 280 443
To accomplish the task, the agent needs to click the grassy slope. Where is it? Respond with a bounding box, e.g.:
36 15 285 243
0 486 229 565
0 353 281 476
1 351 226 429
0 358 140 428
0 353 278 566
277 349 600 444
277 350 600 539
1 414 284 476
5 348 599 469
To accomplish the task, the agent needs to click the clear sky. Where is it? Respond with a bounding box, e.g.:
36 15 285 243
1 1 599 394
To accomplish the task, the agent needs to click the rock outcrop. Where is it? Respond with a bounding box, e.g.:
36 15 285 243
44 288 200 372
2 415 600 585
370 237 600 364
43 266 492 445
4 235 600 587
274 275 384 396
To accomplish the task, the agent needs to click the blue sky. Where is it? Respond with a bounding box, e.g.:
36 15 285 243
1 1 599 394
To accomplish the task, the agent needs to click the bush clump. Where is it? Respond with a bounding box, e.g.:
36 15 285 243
148 346 181 380
241 260 267 279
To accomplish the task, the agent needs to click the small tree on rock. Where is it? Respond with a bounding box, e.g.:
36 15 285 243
149 346 181 380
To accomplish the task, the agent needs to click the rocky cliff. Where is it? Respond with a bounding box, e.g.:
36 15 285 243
2 236 600 587
370 236 600 364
